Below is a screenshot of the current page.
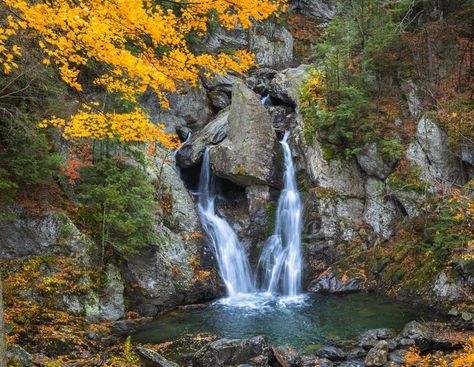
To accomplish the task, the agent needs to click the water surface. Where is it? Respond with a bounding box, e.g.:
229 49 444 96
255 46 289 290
133 293 435 353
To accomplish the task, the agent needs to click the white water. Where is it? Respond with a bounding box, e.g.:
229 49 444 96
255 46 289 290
261 94 271 106
258 131 303 296
197 149 255 296
194 132 303 305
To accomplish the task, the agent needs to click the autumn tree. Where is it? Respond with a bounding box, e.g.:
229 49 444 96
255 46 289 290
0 0 285 145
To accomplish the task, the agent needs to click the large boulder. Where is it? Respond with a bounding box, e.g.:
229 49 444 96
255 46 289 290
271 345 304 367
309 269 364 293
406 117 460 188
356 142 397 180
176 109 230 168
249 22 294 69
269 64 309 106
315 346 346 361
396 321 433 350
209 83 281 187
0 209 92 260
192 336 270 367
365 341 389 367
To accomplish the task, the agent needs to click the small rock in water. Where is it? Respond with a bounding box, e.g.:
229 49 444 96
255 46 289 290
192 335 270 367
358 328 396 349
315 346 346 361
338 361 365 367
396 321 433 350
301 355 334 367
136 347 179 367
347 347 366 359
365 340 389 367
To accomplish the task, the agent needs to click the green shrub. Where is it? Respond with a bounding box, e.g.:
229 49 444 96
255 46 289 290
76 158 157 259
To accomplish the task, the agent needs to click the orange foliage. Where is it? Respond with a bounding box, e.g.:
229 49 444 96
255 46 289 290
62 142 93 184
404 337 474 367
1 0 286 143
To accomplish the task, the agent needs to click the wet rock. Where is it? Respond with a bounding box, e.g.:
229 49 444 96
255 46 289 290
7 344 33 367
246 185 272 236
388 349 408 364
338 361 365 367
301 355 334 367
269 105 297 131
289 0 338 21
363 178 397 239
356 143 397 180
347 347 366 359
269 65 309 106
358 328 396 350
315 346 346 361
271 345 304 367
396 321 433 350
136 347 179 367
246 68 278 95
176 109 229 168
365 340 388 366
309 269 364 294
250 22 294 69
209 83 281 187
192 335 270 367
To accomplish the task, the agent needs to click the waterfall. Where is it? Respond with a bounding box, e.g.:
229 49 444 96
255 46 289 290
197 149 255 296
258 131 303 296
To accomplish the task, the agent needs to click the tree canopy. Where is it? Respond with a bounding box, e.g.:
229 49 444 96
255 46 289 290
0 0 285 145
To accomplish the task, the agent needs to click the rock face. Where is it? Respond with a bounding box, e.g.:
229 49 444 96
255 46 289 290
363 178 398 239
271 345 304 367
0 209 92 259
209 82 281 187
289 0 338 20
123 153 219 316
269 64 309 106
250 22 294 69
176 109 230 168
141 83 211 135
205 22 293 70
192 336 270 367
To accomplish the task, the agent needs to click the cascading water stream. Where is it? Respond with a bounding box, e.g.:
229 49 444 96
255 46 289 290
258 131 303 296
197 149 255 296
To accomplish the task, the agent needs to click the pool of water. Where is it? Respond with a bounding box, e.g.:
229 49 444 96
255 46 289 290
133 293 435 353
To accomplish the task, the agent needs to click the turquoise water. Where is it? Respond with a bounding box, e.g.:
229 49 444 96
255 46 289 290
133 293 436 353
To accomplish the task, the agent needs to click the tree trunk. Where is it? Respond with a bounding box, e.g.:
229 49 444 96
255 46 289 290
0 273 7 367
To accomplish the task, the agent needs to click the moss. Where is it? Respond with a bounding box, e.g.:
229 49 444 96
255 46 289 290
321 144 336 161
264 202 277 237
